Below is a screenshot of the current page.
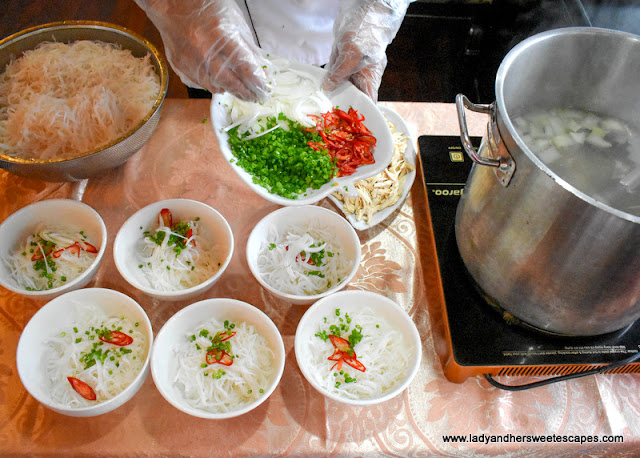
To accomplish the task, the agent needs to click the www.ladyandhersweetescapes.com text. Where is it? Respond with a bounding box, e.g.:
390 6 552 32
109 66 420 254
442 433 624 445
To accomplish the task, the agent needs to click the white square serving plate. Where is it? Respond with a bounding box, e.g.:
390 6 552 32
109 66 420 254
210 61 393 206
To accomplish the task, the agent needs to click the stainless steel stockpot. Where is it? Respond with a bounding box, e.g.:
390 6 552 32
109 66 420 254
455 27 640 336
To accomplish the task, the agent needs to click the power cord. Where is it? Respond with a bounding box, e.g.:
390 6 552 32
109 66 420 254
484 351 640 391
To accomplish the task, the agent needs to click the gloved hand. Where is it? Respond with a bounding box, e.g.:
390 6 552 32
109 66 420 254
323 0 410 101
135 0 271 101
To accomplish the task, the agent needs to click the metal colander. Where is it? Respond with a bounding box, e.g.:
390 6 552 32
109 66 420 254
0 21 169 182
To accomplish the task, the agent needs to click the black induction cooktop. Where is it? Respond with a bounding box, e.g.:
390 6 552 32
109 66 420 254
419 135 640 381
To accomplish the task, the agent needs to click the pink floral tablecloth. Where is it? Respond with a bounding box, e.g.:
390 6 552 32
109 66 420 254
0 100 638 456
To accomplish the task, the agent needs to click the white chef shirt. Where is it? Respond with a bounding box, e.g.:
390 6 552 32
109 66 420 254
235 0 356 66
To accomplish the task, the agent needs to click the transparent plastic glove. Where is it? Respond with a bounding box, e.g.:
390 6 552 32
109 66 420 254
323 0 410 101
135 0 271 101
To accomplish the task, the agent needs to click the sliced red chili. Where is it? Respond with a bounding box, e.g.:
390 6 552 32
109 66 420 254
286 246 314 265
68 243 81 257
52 241 98 258
342 354 366 372
160 208 173 227
331 131 352 141
327 335 365 372
294 252 314 265
99 330 133 346
206 349 234 366
31 246 54 261
329 335 352 354
186 228 195 247
206 349 222 365
306 107 376 177
327 348 343 361
358 135 376 145
68 376 97 401
52 243 80 258
218 353 234 366
52 247 66 258
216 331 236 342
80 241 98 253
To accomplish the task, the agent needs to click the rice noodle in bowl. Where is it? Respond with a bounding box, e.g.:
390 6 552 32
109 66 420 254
256 222 353 296
173 318 275 414
246 205 361 304
294 290 422 406
45 304 147 407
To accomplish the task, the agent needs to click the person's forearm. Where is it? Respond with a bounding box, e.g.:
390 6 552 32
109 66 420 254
325 0 410 101
334 0 411 59
135 0 270 101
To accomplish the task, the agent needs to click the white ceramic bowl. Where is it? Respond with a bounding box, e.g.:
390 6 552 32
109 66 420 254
246 205 361 305
295 290 422 406
329 105 417 230
16 287 153 417
113 199 234 302
0 199 107 301
211 60 393 206
151 298 285 419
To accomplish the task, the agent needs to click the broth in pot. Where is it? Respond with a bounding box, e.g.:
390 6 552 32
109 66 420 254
514 108 640 216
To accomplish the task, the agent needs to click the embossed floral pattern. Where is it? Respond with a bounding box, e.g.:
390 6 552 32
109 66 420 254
1 101 639 455
350 241 406 293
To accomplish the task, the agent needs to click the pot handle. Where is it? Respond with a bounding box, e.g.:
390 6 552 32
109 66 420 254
456 94 516 187
455 94 500 167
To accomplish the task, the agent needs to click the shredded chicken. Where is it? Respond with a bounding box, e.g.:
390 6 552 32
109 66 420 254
333 118 415 222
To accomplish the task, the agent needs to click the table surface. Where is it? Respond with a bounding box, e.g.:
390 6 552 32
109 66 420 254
1 100 638 457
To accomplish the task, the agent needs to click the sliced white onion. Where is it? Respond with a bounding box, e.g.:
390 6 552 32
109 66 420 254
223 57 332 139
